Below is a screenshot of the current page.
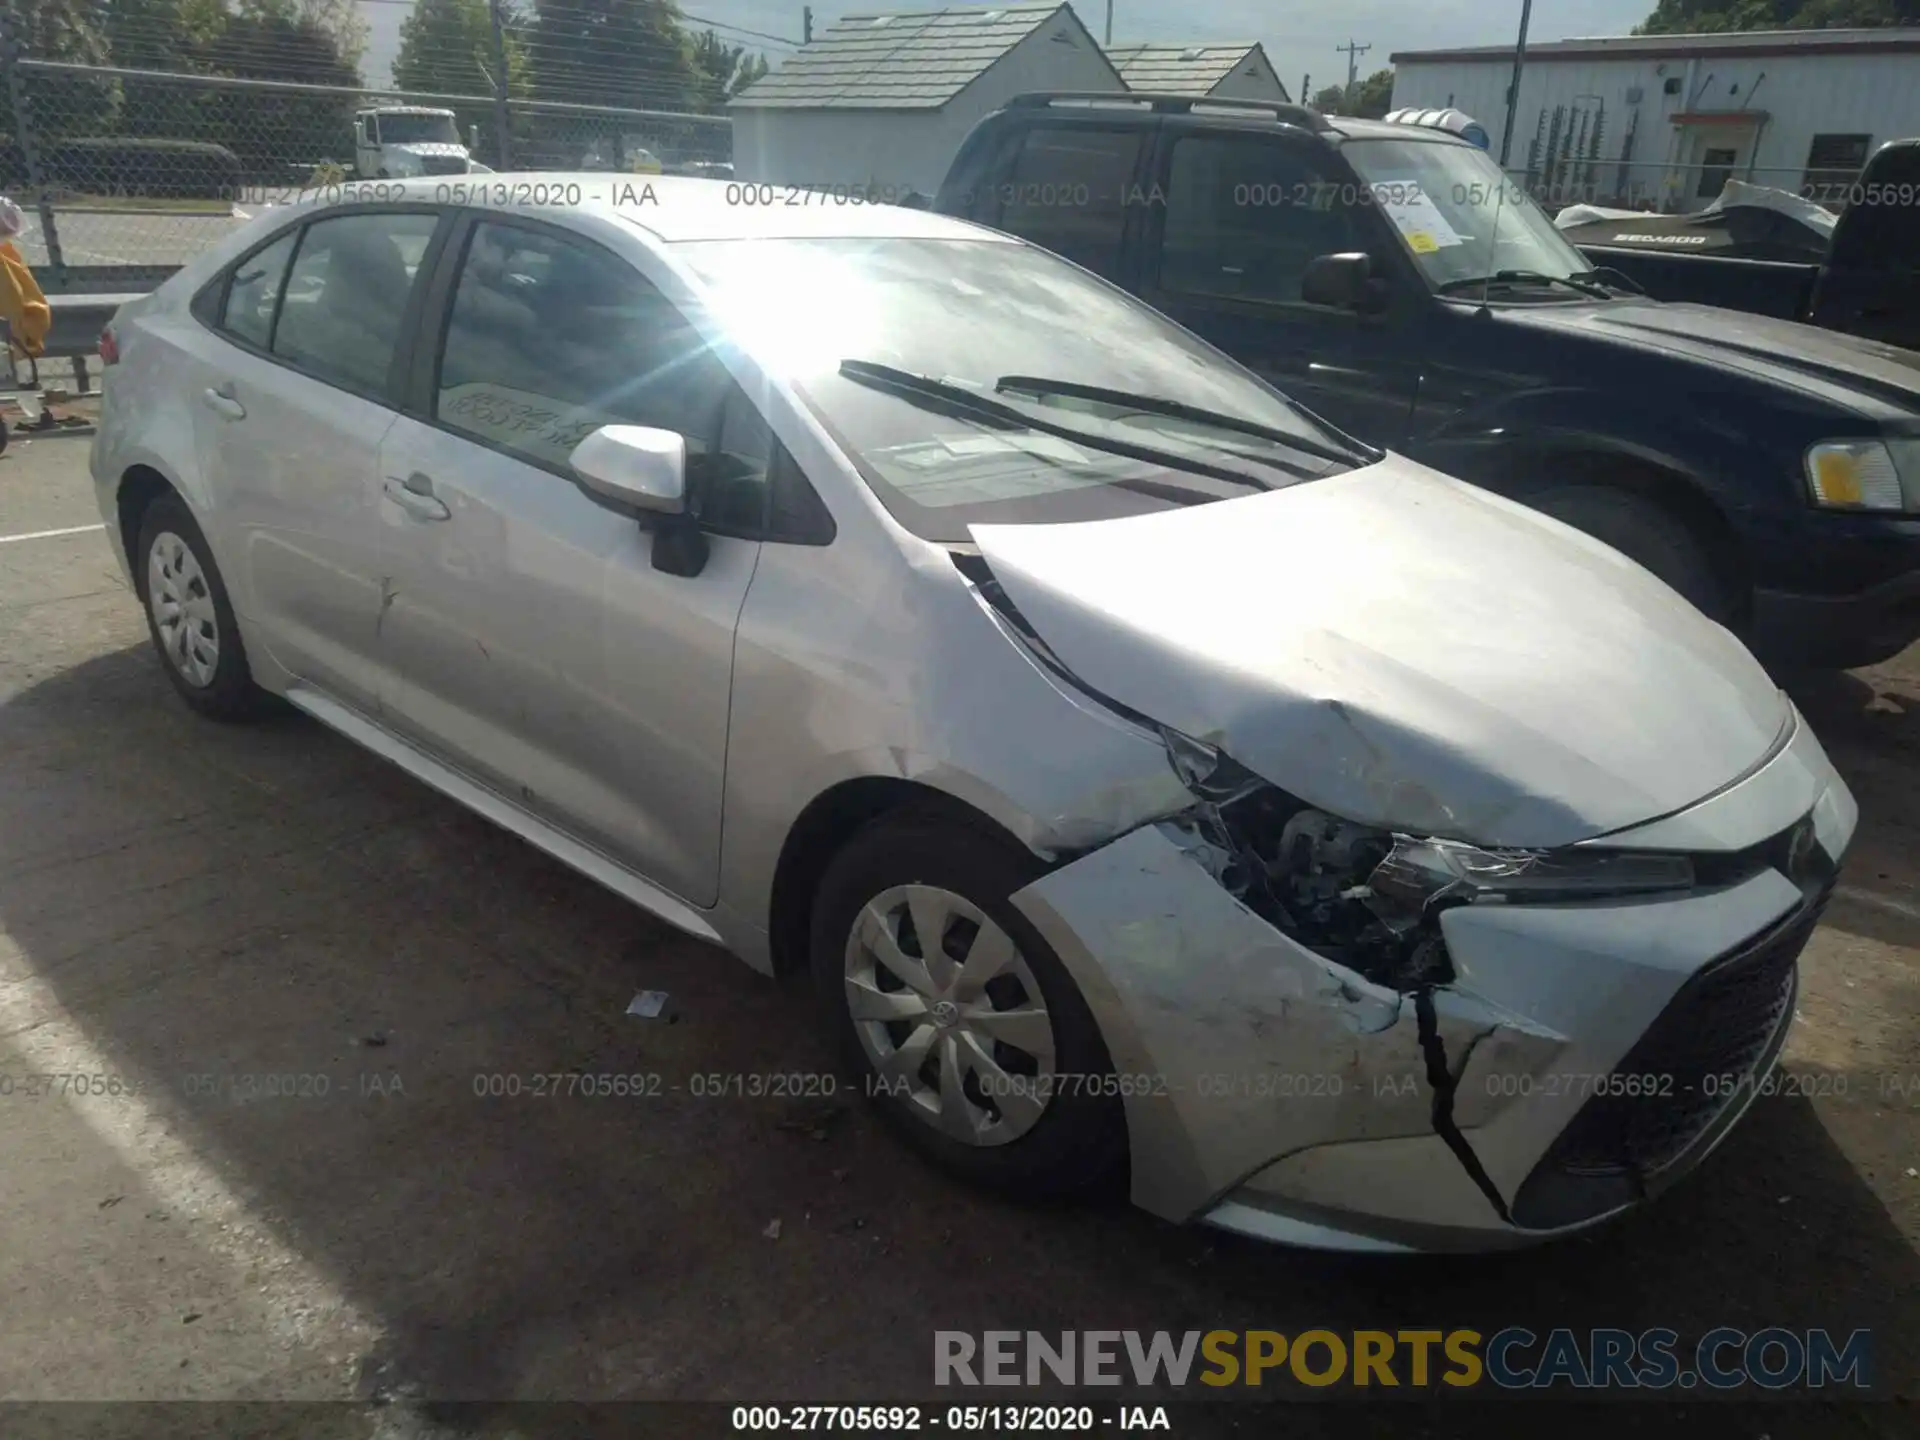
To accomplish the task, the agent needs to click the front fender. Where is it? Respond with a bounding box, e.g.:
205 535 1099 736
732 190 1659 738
1412 386 1760 520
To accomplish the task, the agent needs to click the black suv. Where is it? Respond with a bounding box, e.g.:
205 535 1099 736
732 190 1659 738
935 93 1920 670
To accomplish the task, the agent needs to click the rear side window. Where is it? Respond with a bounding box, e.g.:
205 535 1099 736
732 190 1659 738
1160 136 1364 306
271 211 439 396
990 126 1142 278
219 230 297 349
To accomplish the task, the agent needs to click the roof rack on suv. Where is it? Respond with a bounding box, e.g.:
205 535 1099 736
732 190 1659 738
1006 92 1330 131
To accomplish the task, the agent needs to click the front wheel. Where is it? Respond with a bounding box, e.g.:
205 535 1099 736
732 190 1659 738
810 810 1127 1198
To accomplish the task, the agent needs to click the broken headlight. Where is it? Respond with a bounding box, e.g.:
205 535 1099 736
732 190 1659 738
1162 730 1697 989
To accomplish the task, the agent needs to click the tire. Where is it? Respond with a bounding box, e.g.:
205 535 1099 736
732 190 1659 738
811 809 1127 1198
134 493 274 722
1526 483 1727 621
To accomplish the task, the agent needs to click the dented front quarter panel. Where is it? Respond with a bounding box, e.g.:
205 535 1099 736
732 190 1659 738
1010 823 1569 1227
1012 822 1813 1249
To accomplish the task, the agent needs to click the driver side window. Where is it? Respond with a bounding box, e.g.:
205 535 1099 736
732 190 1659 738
1160 137 1366 306
433 220 831 543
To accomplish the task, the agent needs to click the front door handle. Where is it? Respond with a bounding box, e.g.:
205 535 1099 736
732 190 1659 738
201 386 246 421
383 472 451 521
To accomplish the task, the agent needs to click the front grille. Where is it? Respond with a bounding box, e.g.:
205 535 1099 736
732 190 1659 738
419 155 469 175
1511 889 1826 1229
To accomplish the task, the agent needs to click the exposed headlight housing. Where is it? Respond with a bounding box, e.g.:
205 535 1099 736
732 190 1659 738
1803 438 1916 511
1161 728 1699 989
1368 837 1694 916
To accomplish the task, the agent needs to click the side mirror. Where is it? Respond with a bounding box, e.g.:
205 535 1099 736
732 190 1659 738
1302 252 1390 313
568 424 709 576
569 424 688 514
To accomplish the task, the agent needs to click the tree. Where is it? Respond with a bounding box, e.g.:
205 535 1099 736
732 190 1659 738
1354 67 1394 119
7 0 120 140
689 28 766 111
1637 0 1919 32
395 0 528 98
526 0 703 111
193 0 365 180
1312 69 1392 118
103 0 228 140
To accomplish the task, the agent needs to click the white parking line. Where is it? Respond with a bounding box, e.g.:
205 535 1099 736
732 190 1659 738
0 524 107 546
1834 884 1920 923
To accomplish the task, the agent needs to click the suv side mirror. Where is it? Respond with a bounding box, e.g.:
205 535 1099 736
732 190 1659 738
1302 252 1390 314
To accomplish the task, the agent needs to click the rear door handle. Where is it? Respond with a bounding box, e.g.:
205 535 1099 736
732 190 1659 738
201 386 245 421
383 472 450 522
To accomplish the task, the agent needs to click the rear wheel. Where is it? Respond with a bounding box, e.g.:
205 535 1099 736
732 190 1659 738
1526 483 1728 621
811 810 1127 1198
135 494 274 721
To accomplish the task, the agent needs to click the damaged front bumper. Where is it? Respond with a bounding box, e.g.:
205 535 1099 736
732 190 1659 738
1008 710 1857 1253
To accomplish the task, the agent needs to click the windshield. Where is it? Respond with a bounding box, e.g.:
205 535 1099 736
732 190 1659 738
675 236 1354 541
377 113 459 145
1340 137 1594 291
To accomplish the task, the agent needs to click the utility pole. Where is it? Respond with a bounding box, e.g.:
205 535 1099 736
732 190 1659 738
1497 0 1534 168
803 6 813 43
1337 38 1371 111
1104 1 1113 47
485 0 514 168
1300 73 1310 106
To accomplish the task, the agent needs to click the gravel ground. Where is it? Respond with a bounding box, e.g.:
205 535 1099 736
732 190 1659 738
0 432 1913 1438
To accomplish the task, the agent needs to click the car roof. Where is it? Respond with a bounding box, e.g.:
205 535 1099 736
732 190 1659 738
314 173 1006 244
982 95 1470 149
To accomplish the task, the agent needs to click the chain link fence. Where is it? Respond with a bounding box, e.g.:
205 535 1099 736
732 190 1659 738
1 7 735 297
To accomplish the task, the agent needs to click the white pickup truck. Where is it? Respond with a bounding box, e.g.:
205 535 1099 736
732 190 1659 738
353 107 476 178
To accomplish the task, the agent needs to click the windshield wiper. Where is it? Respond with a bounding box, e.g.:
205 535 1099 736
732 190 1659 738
837 360 1297 489
994 375 1376 467
1436 269 1616 300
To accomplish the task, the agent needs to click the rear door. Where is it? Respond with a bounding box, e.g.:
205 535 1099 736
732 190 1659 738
371 214 768 906
188 206 447 709
1136 127 1422 447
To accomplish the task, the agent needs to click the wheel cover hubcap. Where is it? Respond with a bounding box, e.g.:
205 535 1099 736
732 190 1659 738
147 531 220 688
844 884 1057 1147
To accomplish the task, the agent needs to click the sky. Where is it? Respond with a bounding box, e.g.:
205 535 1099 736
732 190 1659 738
356 0 1665 93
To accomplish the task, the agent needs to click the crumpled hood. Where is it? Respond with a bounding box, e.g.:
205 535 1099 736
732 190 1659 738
1513 300 1920 413
970 456 1790 849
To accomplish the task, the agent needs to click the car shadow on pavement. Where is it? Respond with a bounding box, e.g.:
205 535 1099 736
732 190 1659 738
0 647 1914 1430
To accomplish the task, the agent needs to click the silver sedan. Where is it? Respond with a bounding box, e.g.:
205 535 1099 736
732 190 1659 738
90 177 1855 1252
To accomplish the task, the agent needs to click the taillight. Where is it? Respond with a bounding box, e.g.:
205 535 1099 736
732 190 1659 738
98 327 119 365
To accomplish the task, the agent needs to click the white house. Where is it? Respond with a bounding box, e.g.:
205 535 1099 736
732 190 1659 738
729 4 1123 196
1391 27 1920 210
1104 43 1289 101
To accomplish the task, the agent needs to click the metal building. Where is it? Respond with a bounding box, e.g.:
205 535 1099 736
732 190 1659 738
1389 27 1920 211
729 4 1123 197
